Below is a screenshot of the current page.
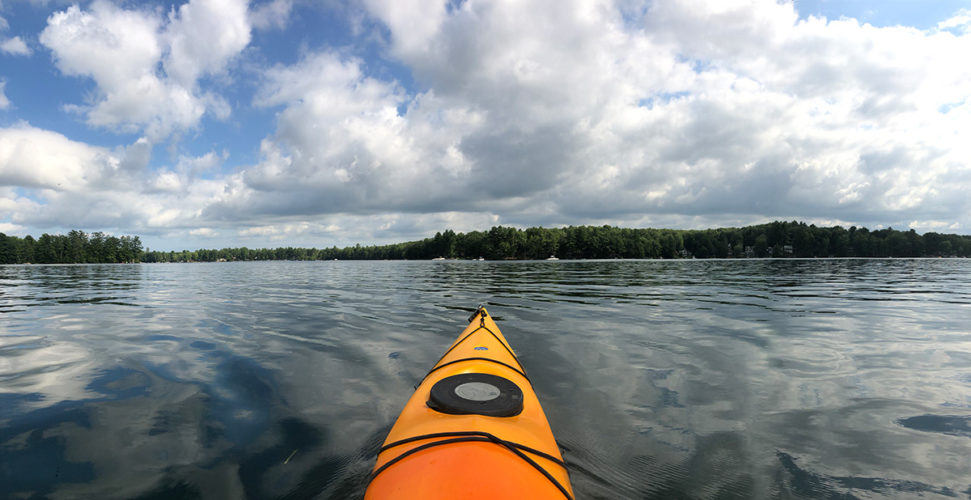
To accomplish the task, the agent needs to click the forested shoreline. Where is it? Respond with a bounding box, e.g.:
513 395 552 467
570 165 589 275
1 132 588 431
0 230 143 264
4 221 969 264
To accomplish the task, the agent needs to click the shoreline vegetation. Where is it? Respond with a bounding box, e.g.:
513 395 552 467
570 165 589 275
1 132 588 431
2 221 970 265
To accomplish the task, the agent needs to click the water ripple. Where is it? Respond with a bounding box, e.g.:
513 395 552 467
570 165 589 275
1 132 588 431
1 259 970 498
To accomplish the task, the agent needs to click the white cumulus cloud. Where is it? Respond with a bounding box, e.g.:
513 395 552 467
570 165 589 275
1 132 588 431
163 0 251 87
204 50 483 221
0 123 230 237
0 80 9 109
6 0 971 248
250 0 293 31
347 0 970 229
938 9 971 34
0 124 105 190
39 0 250 140
1 36 31 56
181 0 971 241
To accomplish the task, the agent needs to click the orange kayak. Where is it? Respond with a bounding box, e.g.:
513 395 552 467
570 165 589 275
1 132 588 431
365 307 574 499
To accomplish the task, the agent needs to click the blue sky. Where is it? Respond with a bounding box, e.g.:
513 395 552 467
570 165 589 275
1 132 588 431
2 0 970 251
795 0 970 29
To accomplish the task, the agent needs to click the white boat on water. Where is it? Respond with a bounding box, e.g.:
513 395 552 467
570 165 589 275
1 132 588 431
432 257 446 261
546 255 559 261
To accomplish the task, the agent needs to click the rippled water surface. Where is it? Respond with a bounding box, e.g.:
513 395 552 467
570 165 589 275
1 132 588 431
2 260 970 499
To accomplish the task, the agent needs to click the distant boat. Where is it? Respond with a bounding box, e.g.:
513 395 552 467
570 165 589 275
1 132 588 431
546 255 559 261
477 256 485 261
432 257 446 261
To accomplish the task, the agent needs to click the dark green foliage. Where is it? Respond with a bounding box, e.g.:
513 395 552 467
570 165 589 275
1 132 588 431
0 231 142 264
138 221 971 262
3 222 970 264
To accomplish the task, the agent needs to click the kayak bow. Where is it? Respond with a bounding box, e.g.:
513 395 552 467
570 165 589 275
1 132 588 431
365 307 573 499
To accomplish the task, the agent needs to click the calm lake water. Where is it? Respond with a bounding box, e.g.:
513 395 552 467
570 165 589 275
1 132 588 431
1 259 970 499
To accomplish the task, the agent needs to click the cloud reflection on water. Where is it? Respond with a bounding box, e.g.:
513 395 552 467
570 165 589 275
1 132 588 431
1 260 970 498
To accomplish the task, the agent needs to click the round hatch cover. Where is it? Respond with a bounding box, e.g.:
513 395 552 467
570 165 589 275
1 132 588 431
455 381 501 401
427 373 523 417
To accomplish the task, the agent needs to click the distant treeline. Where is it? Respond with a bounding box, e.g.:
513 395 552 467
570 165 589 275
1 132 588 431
0 230 143 264
3 222 970 265
139 221 971 262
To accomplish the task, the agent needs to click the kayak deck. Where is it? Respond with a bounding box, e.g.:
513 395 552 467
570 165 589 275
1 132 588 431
365 307 573 499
